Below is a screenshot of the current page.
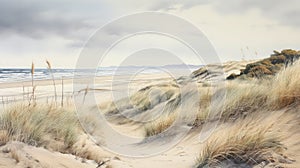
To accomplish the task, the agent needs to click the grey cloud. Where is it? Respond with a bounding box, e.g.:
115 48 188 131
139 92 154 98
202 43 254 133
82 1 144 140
213 0 300 27
2 0 299 44
151 0 300 27
0 0 105 39
142 0 211 10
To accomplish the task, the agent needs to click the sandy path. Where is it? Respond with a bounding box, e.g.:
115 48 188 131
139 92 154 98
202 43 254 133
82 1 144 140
107 129 203 168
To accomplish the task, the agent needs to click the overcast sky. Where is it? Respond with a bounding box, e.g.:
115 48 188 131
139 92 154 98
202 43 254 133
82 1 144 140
0 0 299 68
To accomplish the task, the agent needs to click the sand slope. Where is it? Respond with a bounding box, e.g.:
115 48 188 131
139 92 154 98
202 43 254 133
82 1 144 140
0 141 98 168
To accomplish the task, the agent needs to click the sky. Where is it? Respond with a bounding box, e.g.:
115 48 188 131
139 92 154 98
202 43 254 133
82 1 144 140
0 0 299 68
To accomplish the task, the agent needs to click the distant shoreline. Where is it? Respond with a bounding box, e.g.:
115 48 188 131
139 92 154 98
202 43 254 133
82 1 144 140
0 65 200 84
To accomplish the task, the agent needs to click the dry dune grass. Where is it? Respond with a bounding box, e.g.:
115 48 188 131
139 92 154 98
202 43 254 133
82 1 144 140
0 104 79 150
210 82 269 120
0 130 9 146
111 84 180 135
269 61 300 109
219 60 299 119
144 87 212 136
111 61 300 137
0 102 111 165
138 61 300 167
196 111 298 167
195 60 300 125
100 83 179 116
0 103 111 165
194 62 300 167
131 84 178 111
144 112 176 137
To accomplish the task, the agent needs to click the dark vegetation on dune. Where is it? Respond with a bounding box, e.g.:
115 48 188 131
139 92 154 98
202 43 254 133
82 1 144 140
227 49 300 80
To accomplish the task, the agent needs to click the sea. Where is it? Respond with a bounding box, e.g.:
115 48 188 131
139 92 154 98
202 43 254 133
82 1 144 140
0 65 201 83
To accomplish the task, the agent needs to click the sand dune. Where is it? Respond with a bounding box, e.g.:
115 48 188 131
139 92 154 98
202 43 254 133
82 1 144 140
0 57 299 168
